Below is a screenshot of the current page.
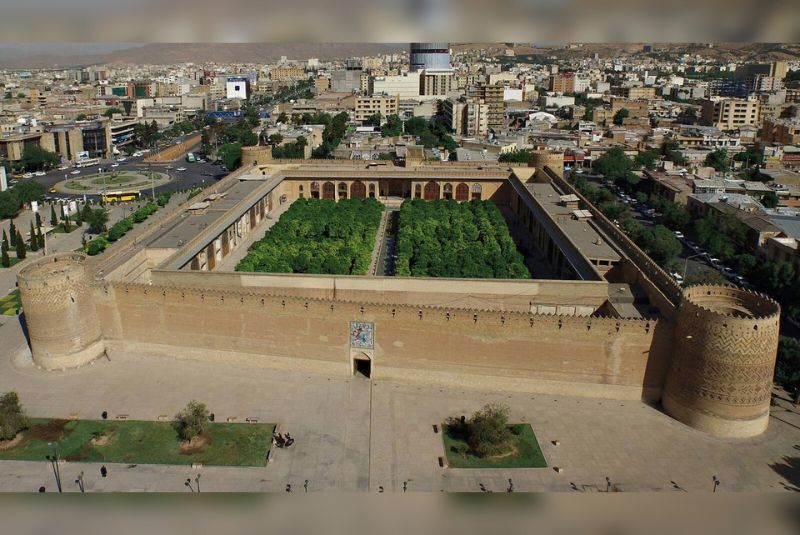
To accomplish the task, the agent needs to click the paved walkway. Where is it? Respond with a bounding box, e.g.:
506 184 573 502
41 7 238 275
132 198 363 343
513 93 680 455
0 315 799 493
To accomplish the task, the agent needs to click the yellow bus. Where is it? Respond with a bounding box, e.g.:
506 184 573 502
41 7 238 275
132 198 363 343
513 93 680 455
102 190 140 203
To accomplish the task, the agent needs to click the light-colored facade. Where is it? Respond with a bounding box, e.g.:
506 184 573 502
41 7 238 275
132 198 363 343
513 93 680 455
369 72 421 99
355 95 400 124
701 97 761 130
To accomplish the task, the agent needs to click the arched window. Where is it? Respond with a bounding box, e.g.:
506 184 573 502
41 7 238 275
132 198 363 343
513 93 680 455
351 181 366 198
369 183 376 198
338 182 348 199
455 183 468 201
414 184 422 198
443 183 453 200
310 182 320 199
423 181 439 200
471 183 482 200
298 184 304 199
322 181 335 199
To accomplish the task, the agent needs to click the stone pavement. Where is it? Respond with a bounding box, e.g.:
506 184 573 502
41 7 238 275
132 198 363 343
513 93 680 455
0 318 799 493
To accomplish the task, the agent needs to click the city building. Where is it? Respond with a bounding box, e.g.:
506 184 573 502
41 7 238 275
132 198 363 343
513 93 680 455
409 43 451 72
225 77 250 100
369 72 421 99
354 94 400 124
762 117 800 145
701 97 761 130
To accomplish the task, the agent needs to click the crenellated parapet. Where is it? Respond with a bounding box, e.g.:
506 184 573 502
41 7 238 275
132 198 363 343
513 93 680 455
17 253 106 369
663 286 780 437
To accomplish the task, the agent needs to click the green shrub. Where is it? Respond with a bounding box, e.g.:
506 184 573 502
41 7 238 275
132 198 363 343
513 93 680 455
0 391 29 441
466 403 514 458
173 400 210 442
86 236 108 256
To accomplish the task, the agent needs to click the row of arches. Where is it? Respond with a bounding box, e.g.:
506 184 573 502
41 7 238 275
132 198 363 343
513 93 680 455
300 181 377 200
298 181 483 201
416 182 482 201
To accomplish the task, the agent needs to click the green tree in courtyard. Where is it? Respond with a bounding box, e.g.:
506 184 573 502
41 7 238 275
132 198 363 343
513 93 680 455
50 205 58 227
0 391 28 441
704 149 730 173
173 400 210 442
761 191 779 209
103 107 122 118
8 220 16 247
613 108 629 125
466 403 513 458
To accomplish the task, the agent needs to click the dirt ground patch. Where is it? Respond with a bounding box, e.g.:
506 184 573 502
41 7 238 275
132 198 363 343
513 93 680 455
179 435 209 455
28 419 71 442
90 432 115 447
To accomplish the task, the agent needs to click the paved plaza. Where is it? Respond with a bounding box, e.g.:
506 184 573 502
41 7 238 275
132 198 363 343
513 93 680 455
0 318 799 492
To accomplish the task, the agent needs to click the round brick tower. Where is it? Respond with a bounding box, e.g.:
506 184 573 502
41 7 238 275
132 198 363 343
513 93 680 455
528 148 564 180
663 286 780 437
17 253 105 370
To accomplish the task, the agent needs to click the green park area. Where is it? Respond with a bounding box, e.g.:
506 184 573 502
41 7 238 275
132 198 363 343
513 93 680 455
0 417 274 467
56 171 169 195
0 290 21 315
442 404 546 469
395 199 530 279
236 198 383 274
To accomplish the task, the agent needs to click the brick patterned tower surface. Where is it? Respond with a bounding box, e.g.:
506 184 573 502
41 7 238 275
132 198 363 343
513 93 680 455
17 253 105 369
663 286 780 437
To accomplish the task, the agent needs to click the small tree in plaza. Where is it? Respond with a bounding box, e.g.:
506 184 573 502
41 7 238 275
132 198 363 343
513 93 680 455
8 220 16 247
85 207 109 233
28 221 38 252
36 227 44 250
15 231 25 260
466 403 514 458
173 400 210 442
1 229 8 251
0 391 29 441
50 204 58 227
1 240 9 267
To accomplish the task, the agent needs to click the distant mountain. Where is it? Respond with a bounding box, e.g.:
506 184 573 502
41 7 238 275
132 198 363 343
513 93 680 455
0 43 407 69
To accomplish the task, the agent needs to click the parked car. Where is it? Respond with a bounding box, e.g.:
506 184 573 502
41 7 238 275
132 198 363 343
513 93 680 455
671 272 684 284
117 157 127 162
22 172 33 179
709 257 721 266
674 231 684 239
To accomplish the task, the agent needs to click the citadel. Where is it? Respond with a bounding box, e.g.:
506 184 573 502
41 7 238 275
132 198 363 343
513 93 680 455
18 153 780 439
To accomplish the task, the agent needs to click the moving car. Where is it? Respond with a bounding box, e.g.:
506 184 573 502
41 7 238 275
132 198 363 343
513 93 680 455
110 163 119 168
70 170 81 175
674 231 684 239
176 167 187 172
34 171 46 177
22 172 33 179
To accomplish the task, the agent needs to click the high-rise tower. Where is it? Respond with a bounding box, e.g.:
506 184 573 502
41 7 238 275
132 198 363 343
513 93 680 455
409 43 451 72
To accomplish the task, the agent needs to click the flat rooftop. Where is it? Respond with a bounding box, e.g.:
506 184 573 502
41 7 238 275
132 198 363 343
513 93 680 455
525 182 621 263
147 178 269 250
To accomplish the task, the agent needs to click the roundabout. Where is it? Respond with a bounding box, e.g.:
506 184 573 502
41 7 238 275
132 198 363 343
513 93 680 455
54 170 171 194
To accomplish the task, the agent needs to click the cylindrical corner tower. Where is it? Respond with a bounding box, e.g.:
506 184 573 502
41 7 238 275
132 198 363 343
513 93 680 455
17 253 105 370
663 286 780 437
241 145 273 167
529 149 564 181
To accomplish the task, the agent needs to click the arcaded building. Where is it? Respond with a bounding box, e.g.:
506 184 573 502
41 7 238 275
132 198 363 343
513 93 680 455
18 156 780 438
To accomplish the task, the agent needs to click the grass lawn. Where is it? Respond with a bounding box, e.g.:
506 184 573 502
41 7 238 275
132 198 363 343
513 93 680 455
442 423 547 469
0 418 274 467
0 289 21 315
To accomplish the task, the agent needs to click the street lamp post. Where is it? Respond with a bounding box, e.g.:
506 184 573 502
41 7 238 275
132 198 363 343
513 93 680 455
683 252 705 281
46 441 62 493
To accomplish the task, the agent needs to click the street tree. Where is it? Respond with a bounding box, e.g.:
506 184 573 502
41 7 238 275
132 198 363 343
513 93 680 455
0 391 29 441
173 400 210 442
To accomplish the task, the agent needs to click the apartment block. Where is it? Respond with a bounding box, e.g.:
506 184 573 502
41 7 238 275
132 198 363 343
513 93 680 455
701 97 761 130
354 94 400 124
